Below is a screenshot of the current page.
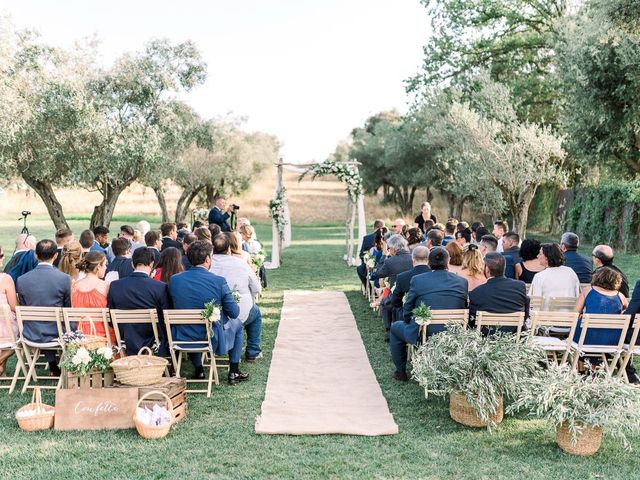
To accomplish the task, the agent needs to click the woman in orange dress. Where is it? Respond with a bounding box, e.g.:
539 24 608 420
72 252 117 346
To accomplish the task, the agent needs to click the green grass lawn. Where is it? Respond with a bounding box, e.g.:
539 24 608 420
0 221 639 479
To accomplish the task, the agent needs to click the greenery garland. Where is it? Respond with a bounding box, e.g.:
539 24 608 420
269 187 288 237
301 159 363 202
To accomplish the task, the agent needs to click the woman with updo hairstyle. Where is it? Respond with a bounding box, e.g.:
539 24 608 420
446 241 463 275
514 238 544 283
458 244 487 291
405 227 423 250
239 224 262 254
153 247 184 285
59 241 84 281
72 251 116 344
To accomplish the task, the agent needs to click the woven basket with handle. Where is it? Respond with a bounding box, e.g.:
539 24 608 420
556 422 603 456
16 387 55 431
134 390 174 439
77 316 108 351
449 392 503 428
110 346 168 386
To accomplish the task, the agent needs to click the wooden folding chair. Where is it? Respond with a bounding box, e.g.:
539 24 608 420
163 309 224 397
580 283 592 292
0 305 27 394
528 296 544 312
62 308 112 348
547 297 578 312
109 309 161 356
618 317 640 381
528 311 579 364
476 311 525 341
569 313 630 375
15 306 64 393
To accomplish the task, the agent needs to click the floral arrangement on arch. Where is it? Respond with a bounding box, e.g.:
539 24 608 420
301 159 363 201
269 187 288 237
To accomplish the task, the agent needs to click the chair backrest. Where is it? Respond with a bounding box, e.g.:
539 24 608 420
163 309 212 351
109 309 160 354
576 314 630 349
547 297 578 312
529 311 579 341
476 311 525 338
15 306 64 340
428 309 469 327
580 283 591 292
62 308 111 346
525 283 531 295
528 296 544 312
0 304 18 344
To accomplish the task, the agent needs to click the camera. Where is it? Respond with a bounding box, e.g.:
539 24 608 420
21 211 31 217
230 204 240 213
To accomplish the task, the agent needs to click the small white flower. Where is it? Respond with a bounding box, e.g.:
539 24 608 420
97 346 113 360
72 347 91 365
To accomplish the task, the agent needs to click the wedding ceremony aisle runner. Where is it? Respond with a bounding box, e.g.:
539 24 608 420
255 290 398 436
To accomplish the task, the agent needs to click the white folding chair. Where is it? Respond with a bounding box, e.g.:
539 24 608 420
164 309 224 397
62 307 113 348
618 317 640 381
110 309 162 356
476 311 525 341
528 296 544 312
528 311 579 364
569 313 630 375
15 306 64 393
546 297 579 335
0 305 27 393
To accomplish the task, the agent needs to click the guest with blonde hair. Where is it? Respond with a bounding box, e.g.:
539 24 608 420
239 224 262 254
224 232 252 266
459 244 487 291
194 226 212 242
446 241 463 275
59 241 84 281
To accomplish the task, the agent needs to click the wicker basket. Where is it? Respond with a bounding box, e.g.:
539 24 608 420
449 392 503 428
133 390 174 439
16 387 55 431
77 316 108 351
110 346 168 386
556 422 603 456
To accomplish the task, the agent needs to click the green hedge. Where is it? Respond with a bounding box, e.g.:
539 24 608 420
567 182 640 253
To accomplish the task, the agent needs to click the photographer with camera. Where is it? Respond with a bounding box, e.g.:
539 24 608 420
208 196 239 232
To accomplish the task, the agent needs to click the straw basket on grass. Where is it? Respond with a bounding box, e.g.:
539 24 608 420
449 392 503 428
16 387 55 431
556 422 603 456
111 346 168 386
133 391 174 439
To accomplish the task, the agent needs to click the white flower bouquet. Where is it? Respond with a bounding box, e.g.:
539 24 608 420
202 300 222 324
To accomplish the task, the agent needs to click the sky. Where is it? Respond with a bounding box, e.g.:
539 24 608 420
2 0 430 163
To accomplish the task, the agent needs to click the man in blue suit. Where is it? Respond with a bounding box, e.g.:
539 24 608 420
624 280 640 384
357 220 385 286
469 253 529 330
389 246 431 322
208 197 232 232
561 232 592 283
16 239 72 376
107 247 169 357
168 240 245 384
105 238 134 280
390 247 468 381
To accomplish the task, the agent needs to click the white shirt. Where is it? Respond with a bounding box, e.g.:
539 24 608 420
210 254 261 323
529 266 580 306
496 237 504 253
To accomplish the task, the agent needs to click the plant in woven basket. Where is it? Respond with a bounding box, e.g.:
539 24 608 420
411 323 544 430
60 344 113 376
202 300 222 323
507 364 640 454
412 304 432 325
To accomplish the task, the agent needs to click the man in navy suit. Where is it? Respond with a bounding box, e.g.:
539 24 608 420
208 197 233 232
357 219 385 286
144 230 162 267
390 247 468 381
389 246 431 322
624 281 640 383
168 240 245 384
107 247 169 357
560 232 592 283
16 239 71 376
161 222 184 253
105 238 134 280
469 253 529 330
501 232 521 279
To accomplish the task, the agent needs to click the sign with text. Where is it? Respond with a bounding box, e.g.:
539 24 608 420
55 387 139 430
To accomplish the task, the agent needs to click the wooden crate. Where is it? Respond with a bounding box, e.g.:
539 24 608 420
62 368 115 389
119 377 187 423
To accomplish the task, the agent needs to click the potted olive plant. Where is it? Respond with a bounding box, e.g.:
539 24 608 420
411 323 544 429
508 364 640 455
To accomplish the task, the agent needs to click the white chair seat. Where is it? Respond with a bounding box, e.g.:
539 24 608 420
623 344 640 354
0 341 18 349
531 336 567 351
549 326 570 334
570 341 620 354
173 345 212 352
21 339 61 349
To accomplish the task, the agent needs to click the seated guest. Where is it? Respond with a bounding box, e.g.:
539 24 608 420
153 247 184 284
144 230 162 267
446 241 463 275
106 225 135 262
210 234 263 361
181 233 197 270
91 226 110 255
194 226 212 242
390 246 431 321
370 235 412 287
415 201 437 234
474 226 490 244
456 221 469 233
443 220 457 246
240 224 263 254
132 221 150 252
192 220 204 230
226 231 252 266
492 220 508 252
479 234 498 256
560 232 592 283
105 238 134 281
421 219 435 236
79 229 95 253
358 220 385 282
0 269 17 374
529 243 580 300
16 239 71 376
391 247 468 381
455 228 471 249
391 218 407 236
58 241 84 281
53 228 73 268
108 247 169 356
424 228 444 250
168 240 245 384
514 238 544 283
405 227 423 250
501 231 521 279
470 221 484 239
459 244 487 291
469 253 528 329
161 222 184 253
592 245 629 297
625 279 640 383
574 266 628 346
3 234 36 274
208 223 222 239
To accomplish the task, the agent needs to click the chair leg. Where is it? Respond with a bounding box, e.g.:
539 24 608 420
618 352 632 379
176 352 183 378
570 349 580 371
9 349 27 394
21 347 40 394
207 355 214 397
211 354 219 386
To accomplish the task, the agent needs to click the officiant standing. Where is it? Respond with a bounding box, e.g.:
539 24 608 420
208 197 233 232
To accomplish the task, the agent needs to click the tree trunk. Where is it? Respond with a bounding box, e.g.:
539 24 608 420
205 185 219 208
154 186 170 223
175 186 203 223
396 186 415 216
22 175 69 230
510 186 539 238
408 186 417 214
90 182 125 229
453 197 466 220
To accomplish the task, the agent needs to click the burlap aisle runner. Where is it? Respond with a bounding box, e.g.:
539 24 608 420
255 290 398 436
